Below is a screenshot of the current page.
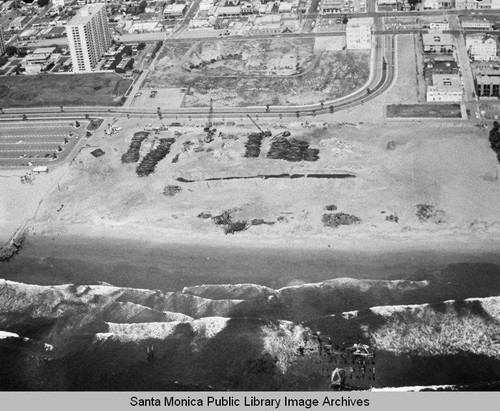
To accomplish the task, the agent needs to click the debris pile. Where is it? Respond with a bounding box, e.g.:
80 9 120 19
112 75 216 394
385 214 399 223
90 149 105 158
322 213 361 228
267 137 319 162
163 185 182 196
121 132 149 164
136 138 175 176
211 210 248 235
416 204 445 224
244 133 264 158
250 219 275 226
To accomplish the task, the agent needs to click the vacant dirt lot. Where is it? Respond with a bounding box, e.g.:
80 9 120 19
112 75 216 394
145 38 370 107
0 73 132 107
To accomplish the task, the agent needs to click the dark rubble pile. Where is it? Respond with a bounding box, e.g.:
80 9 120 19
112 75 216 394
416 204 445 224
267 137 319 162
163 185 182 196
121 132 149 164
211 210 248 235
322 212 361 228
136 138 176 176
244 133 264 158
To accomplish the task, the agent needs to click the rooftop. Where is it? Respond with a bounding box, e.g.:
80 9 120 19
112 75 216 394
67 3 106 26
422 32 454 46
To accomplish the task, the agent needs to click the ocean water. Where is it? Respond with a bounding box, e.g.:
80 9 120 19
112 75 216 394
2 234 500 291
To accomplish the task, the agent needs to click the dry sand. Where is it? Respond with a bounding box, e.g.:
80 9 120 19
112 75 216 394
21 116 500 256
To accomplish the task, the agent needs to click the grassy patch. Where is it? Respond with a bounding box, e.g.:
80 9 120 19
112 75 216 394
387 104 462 118
0 73 132 108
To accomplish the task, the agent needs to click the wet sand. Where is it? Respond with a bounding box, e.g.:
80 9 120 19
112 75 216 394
3 233 500 291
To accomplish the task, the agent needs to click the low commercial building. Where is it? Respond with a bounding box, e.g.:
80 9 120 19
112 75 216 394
456 0 492 9
466 33 497 61
23 47 57 74
461 19 493 30
215 6 242 16
429 22 450 31
248 22 282 34
163 4 187 18
129 21 162 33
346 17 373 50
476 74 500 97
423 0 453 9
377 0 398 11
9 16 29 31
278 2 293 12
426 86 463 102
422 32 454 53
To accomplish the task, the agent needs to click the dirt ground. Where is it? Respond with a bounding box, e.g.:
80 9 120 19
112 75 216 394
28 116 500 254
379 34 421 105
144 38 370 107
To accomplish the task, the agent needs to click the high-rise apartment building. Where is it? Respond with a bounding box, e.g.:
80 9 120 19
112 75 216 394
66 4 111 72
0 28 6 56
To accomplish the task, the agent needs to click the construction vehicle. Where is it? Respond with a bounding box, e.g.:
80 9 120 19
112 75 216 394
246 114 272 137
271 130 291 141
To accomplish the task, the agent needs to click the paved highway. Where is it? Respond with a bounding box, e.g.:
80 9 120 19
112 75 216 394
0 35 395 122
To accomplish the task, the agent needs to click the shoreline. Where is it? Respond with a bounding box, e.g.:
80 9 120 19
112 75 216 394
32 219 500 254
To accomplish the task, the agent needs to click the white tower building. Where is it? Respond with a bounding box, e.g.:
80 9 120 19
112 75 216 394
66 4 111 73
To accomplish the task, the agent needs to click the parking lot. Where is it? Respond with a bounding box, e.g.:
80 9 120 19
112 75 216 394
0 121 88 168
130 88 185 109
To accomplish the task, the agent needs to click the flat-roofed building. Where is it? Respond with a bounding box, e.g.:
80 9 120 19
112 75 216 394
461 18 493 30
346 17 373 50
456 0 492 9
66 3 111 72
215 5 242 16
423 0 453 9
163 4 187 17
9 16 29 31
476 73 500 97
426 86 463 102
320 0 345 13
466 33 497 61
422 32 454 53
429 21 450 30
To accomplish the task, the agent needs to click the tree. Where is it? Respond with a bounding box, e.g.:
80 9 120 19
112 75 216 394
37 0 50 6
137 43 146 50
5 46 18 57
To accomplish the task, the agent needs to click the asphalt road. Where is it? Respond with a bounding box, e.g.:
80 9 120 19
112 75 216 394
0 34 393 122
